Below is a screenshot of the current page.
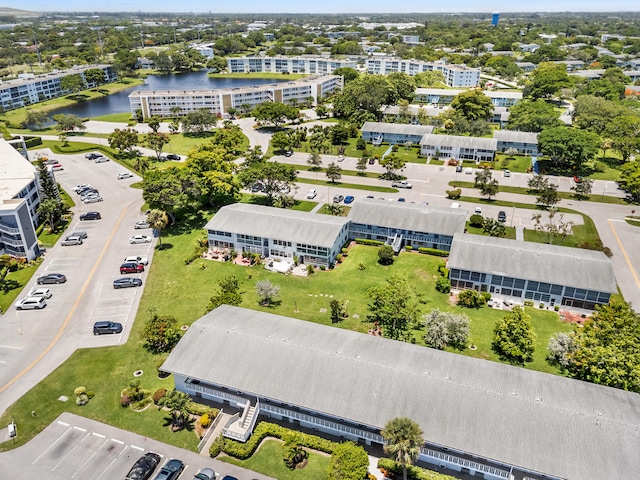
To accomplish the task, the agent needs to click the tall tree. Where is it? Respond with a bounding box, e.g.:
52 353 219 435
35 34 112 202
450 89 493 121
141 312 181 354
618 161 640 203
238 161 297 206
146 132 170 160
531 208 574 244
367 276 420 341
537 126 600 171
180 109 218 135
255 279 280 306
253 102 299 128
83 68 106 89
60 73 86 93
159 389 191 430
205 276 243 313
423 309 469 350
53 113 86 132
325 162 342 183
524 62 572 99
505 99 561 132
492 306 536 366
381 417 424 480
379 153 406 180
147 209 169 248
109 128 140 156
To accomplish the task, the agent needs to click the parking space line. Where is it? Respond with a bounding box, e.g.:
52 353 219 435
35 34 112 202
92 432 106 438
52 431 90 471
73 426 87 432
131 445 144 451
32 424 72 464
112 438 124 444
58 421 70 427
72 437 109 478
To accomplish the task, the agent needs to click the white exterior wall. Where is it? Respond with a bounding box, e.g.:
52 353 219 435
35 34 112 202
365 58 480 87
227 56 356 74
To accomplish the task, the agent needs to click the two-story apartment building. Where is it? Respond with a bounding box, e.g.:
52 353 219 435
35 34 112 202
413 88 522 108
420 134 497 162
0 138 42 260
447 233 617 310
129 75 343 120
0 64 117 111
360 122 434 145
493 130 540 155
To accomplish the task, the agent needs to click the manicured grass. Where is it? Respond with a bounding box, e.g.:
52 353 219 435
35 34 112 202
219 439 331 480
465 223 517 240
0 262 42 313
293 164 381 179
296 177 397 193
238 193 317 212
316 204 352 216
92 112 134 122
450 181 629 205
625 217 640 227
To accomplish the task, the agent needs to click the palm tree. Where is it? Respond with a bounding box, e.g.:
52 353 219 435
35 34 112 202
147 209 169 249
381 417 424 480
0 254 13 285
134 156 150 174
159 389 191 430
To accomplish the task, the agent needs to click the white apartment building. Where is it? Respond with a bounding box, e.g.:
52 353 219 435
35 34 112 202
0 64 117 111
189 43 214 60
414 88 522 107
0 139 43 260
365 57 481 87
227 56 357 75
128 75 343 119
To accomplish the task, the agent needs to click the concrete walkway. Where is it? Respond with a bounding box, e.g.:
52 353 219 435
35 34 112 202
515 225 525 241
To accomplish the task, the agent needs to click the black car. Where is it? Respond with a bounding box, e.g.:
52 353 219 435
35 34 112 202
36 273 67 285
333 195 344 203
455 165 463 173
283 150 294 157
80 211 101 221
368 158 375 165
166 154 180 161
93 321 123 335
125 452 161 480
497 211 507 223
250 183 264 193
153 459 184 480
114 278 143 289
84 152 102 160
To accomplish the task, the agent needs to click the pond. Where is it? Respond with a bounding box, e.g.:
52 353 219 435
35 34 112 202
49 69 286 119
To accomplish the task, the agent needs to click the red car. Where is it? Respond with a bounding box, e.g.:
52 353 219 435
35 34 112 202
120 262 144 274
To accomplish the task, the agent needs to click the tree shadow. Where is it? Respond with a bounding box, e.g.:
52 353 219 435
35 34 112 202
1 279 22 293
156 243 173 250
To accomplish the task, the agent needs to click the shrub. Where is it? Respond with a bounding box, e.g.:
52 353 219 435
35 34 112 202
341 247 348 255
132 397 153 411
355 237 385 246
320 265 326 271
446 188 462 199
435 277 451 293
120 394 131 407
417 247 449 257
76 394 89 406
186 401 219 417
378 458 457 480
200 413 212 428
469 214 484 227
306 264 315 275
539 303 545 308
554 305 560 311
152 388 167 404
358 262 366 270
405 245 413 251
593 161 607 173
86 391 95 399
74 386 87 396
457 289 487 308
336 253 343 263
155 354 169 372
524 300 534 307
378 245 395 265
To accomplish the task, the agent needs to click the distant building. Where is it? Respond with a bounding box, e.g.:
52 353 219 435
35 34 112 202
491 12 500 26
518 43 541 53
413 88 521 108
365 58 480 87
128 75 343 119
0 64 117 111
189 43 214 60
0 138 43 260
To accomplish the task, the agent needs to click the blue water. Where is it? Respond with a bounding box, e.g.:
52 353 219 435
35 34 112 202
49 69 285 118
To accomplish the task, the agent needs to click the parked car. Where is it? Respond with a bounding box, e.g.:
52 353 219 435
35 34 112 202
43 158 59 165
80 192 100 200
118 172 134 179
333 195 344 203
114 278 143 289
280 185 291 194
193 468 216 480
125 452 161 480
28 287 52 299
70 230 87 239
94 156 109 163
504 170 511 177
498 211 507 223
83 196 103 204
474 206 482 214
37 273 67 284
73 183 91 192
130 235 152 244
15 296 47 310
465 168 473 174
306 189 317 199
51 163 64 171
455 165 463 173
391 180 412 189
134 220 150 229
250 183 263 193
337 154 345 162
153 459 184 480
84 153 101 160
368 158 375 165
344 195 354 204
120 262 144 274
93 321 123 335
124 255 149 265
61 235 84 246
283 150 294 157
166 154 180 161
398 198 406 202
80 211 101 220
78 188 99 196
573 175 583 183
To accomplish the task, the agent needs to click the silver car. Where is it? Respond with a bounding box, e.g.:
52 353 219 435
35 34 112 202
61 235 83 246
84 196 103 204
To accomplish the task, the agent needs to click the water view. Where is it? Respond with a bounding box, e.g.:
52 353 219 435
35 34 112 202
50 69 287 119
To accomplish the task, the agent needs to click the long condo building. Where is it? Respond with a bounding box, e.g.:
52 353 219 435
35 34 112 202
227 56 357 75
366 57 481 87
0 64 117 111
128 75 343 120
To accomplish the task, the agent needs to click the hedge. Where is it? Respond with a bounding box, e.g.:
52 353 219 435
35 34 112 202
417 247 449 257
377 458 458 480
355 238 385 246
13 135 43 148
209 421 335 459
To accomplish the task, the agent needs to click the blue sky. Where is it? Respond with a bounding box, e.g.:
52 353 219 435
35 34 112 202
11 1 640 13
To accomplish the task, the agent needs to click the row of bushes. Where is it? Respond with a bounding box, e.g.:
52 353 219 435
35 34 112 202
355 238 385 246
377 458 458 480
417 247 449 257
209 421 335 459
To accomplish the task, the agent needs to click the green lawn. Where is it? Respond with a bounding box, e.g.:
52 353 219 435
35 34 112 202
296 177 397 193
0 218 573 452
0 262 42 313
219 440 331 480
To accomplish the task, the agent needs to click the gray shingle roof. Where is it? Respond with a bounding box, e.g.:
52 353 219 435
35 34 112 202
448 233 617 293
204 203 349 248
162 305 640 480
348 199 466 237
361 121 434 136
493 130 539 144
419 134 497 150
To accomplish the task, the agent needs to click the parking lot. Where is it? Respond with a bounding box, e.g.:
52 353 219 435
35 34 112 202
0 412 272 480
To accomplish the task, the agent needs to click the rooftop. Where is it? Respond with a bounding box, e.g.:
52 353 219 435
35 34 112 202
0 139 36 202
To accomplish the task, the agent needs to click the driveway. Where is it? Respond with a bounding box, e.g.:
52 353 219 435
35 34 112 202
0 412 273 480
0 150 152 415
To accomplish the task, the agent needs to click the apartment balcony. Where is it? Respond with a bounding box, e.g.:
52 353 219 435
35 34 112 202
0 221 21 235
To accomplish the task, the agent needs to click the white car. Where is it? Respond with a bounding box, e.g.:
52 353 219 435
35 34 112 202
306 189 317 199
51 164 64 171
391 180 413 189
129 235 152 244
117 172 134 180
94 156 109 163
28 287 52 299
474 207 482 214
124 255 149 265
83 196 103 204
15 296 47 310
134 220 150 229
73 184 91 192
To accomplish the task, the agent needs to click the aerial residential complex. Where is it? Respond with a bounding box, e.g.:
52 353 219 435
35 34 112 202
128 75 342 119
0 64 117 111
0 139 43 260
161 304 640 480
205 201 466 267
227 55 357 75
365 58 481 87
413 88 522 107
